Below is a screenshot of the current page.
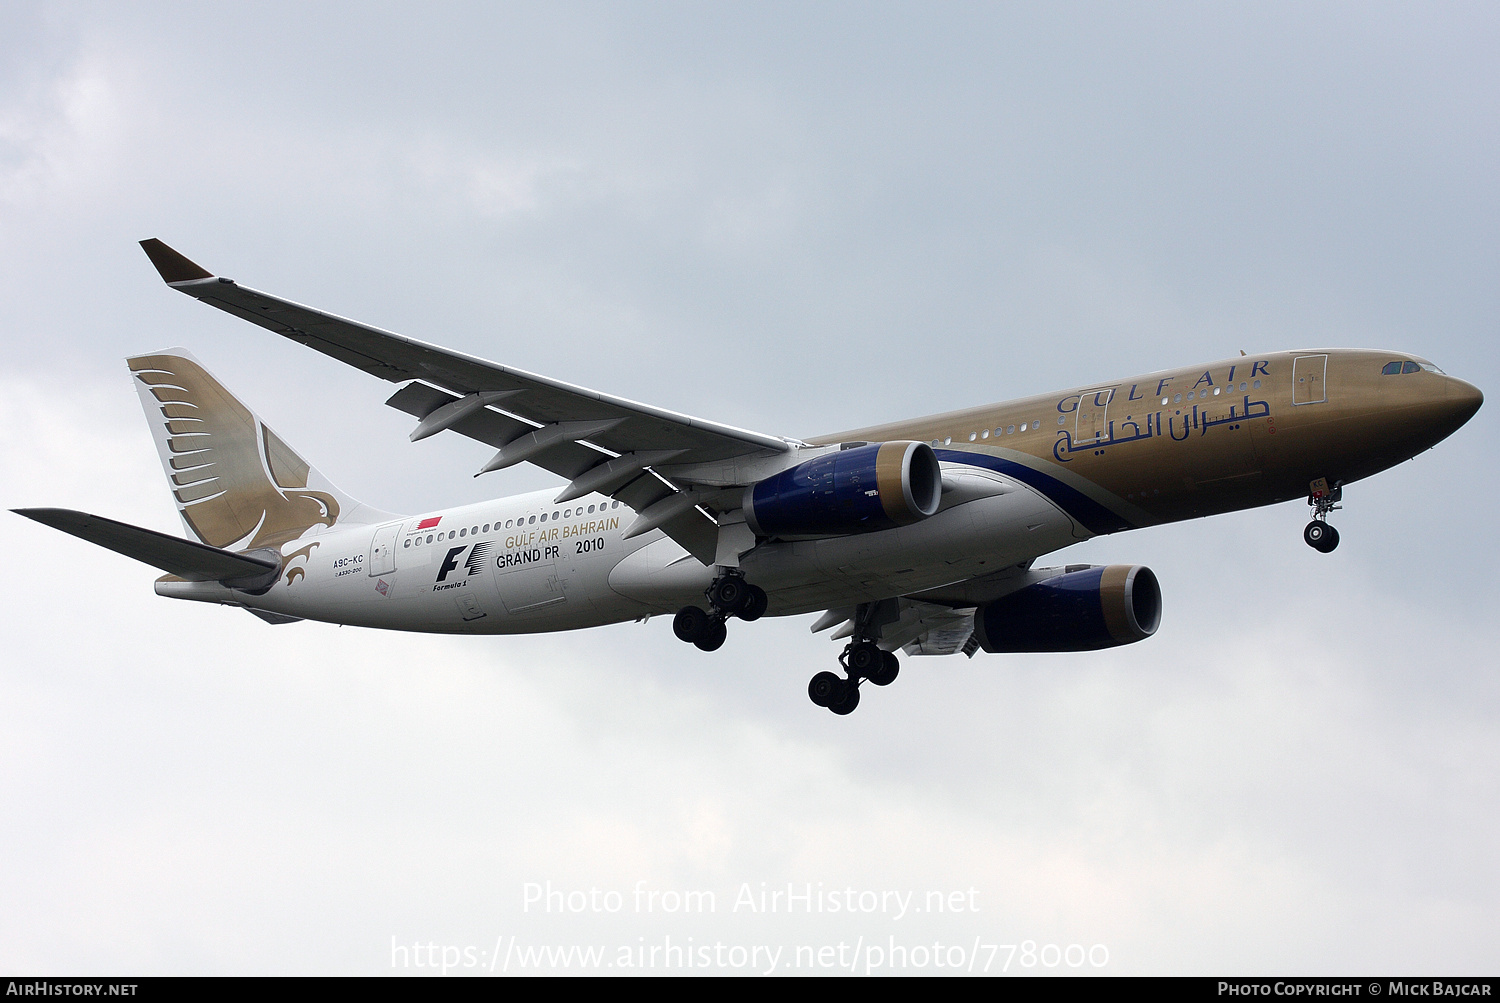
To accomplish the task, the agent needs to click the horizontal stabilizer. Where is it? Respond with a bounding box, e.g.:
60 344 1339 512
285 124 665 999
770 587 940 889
13 508 281 589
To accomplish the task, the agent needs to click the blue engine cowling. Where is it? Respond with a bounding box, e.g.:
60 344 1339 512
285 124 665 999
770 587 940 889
972 565 1162 652
743 441 942 539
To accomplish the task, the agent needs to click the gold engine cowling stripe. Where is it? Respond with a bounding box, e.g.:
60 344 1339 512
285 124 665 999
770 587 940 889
876 441 917 524
1099 564 1137 642
1099 565 1145 642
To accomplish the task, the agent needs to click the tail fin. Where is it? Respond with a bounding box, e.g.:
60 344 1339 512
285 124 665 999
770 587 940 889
128 350 384 551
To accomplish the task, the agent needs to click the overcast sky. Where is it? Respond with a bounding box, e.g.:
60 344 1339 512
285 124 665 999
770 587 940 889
2 2 1497 976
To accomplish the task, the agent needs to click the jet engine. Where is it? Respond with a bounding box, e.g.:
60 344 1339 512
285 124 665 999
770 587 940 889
972 565 1161 652
743 441 942 539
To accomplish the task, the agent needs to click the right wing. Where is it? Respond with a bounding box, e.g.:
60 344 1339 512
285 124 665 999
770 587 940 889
811 598 981 657
139 240 796 563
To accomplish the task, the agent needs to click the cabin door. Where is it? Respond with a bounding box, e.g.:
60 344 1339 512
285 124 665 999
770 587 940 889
368 521 401 576
1293 355 1328 405
1074 388 1116 445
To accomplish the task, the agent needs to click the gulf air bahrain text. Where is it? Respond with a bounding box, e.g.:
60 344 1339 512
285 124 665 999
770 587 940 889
13 240 1482 715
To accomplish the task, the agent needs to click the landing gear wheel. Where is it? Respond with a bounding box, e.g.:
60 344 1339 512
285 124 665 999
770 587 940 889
708 577 749 616
846 642 883 678
673 605 711 643
828 686 861 716
1305 480 1344 553
808 671 844 708
694 618 728 651
1304 521 1339 553
739 585 768 622
868 651 900 687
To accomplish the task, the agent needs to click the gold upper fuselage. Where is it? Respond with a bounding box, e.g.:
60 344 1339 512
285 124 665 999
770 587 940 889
814 349 1482 531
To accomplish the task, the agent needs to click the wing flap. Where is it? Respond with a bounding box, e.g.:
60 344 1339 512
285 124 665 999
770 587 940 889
384 382 608 480
384 381 718 561
612 474 717 564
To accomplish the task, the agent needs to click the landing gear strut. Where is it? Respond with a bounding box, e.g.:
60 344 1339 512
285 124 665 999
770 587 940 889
1304 479 1342 554
672 570 768 652
807 602 901 716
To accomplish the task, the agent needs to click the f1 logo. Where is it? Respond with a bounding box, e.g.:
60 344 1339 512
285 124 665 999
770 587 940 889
436 546 466 582
436 542 493 582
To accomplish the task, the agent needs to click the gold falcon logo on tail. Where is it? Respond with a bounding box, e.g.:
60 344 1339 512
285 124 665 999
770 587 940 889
129 352 346 551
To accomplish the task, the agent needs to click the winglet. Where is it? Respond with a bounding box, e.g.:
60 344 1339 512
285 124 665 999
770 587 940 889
139 238 213 283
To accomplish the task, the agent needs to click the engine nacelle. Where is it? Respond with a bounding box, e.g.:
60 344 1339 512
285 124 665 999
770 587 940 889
743 441 942 539
972 565 1162 653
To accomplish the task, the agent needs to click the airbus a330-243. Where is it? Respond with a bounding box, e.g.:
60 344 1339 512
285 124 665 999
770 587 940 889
15 240 1484 714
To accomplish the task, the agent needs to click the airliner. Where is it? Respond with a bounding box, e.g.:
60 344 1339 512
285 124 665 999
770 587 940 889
14 240 1483 714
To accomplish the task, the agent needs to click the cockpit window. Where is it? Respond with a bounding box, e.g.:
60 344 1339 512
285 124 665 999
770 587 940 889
1382 360 1430 375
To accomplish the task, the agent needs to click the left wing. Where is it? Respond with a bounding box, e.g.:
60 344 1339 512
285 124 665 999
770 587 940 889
139 239 795 563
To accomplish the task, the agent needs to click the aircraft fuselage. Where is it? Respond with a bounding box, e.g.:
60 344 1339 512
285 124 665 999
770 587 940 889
156 348 1481 634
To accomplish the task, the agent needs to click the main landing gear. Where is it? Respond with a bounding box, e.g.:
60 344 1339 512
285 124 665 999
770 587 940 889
1303 479 1342 553
672 571 768 652
807 641 900 716
807 601 902 716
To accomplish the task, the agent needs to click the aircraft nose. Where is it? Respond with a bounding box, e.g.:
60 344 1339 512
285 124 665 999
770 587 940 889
1445 377 1484 430
1418 376 1486 444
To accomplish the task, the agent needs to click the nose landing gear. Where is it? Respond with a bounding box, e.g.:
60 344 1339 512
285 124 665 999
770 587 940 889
1303 520 1339 552
671 570 768 651
1304 478 1342 553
